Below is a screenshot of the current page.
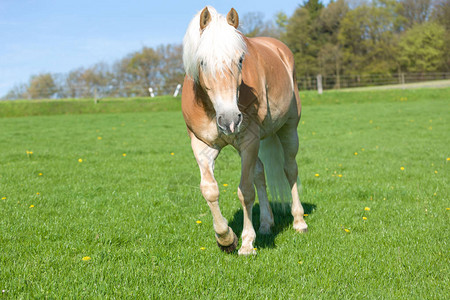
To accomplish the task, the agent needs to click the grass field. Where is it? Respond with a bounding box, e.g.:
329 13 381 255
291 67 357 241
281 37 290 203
0 88 449 298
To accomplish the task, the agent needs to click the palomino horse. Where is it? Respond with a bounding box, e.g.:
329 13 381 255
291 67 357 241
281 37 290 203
181 6 307 255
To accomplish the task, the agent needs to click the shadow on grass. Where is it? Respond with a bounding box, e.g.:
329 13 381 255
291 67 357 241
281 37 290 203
228 202 316 250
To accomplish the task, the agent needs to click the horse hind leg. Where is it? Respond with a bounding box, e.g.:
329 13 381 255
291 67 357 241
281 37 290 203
254 158 274 234
276 124 308 233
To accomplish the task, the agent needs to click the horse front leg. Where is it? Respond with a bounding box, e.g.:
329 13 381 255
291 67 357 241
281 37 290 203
236 130 260 255
190 132 238 252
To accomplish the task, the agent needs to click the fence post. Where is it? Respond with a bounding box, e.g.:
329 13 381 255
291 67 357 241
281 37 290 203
94 86 98 104
401 73 405 87
173 84 181 97
317 74 323 94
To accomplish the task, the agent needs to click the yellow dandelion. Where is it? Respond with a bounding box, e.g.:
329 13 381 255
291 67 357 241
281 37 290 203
298 261 303 265
78 158 83 163
428 126 432 130
400 167 405 171
2 197 6 200
344 229 350 233
433 193 437 196
315 173 320 177
354 152 358 156
170 152 174 156
446 208 450 211
369 120 373 124
38 173 43 176
338 174 343 178
196 220 202 224
361 148 365 151
97 136 102 140
254 247 257 251
29 205 34 208
82 256 91 261
364 207 370 211
304 214 309 217
200 247 206 251
362 217 367 220
223 183 228 187
36 192 40 195
447 158 450 161
434 170 438 174
122 153 127 157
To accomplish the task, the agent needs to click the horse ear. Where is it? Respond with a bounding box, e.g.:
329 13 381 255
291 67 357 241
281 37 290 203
226 8 239 29
199 7 211 30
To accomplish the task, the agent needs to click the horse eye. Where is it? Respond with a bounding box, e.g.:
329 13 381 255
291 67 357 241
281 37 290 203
239 56 243 65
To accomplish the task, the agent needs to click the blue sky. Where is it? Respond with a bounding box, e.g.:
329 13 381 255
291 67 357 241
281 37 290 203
0 0 320 97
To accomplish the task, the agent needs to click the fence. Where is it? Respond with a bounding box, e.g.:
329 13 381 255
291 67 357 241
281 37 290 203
298 72 450 91
3 72 450 100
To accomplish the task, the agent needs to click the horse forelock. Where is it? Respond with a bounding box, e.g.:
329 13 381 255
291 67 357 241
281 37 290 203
183 6 247 81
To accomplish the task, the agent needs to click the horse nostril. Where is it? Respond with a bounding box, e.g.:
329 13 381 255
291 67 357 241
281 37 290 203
237 113 243 125
217 115 226 129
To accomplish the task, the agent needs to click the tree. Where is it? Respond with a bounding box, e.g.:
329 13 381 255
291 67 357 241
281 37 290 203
27 73 57 99
239 12 283 38
399 0 432 29
157 44 184 95
398 22 446 72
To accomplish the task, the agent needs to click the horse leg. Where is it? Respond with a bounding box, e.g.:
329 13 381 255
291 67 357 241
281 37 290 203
277 123 308 233
236 131 260 255
254 158 274 234
190 132 238 252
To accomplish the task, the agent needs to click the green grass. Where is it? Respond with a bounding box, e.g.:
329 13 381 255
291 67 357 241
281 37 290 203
0 88 449 298
0 96 181 118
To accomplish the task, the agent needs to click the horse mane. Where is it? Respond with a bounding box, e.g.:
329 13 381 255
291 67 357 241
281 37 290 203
183 6 247 81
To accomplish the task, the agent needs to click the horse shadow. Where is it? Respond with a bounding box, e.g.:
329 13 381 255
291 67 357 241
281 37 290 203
228 202 316 249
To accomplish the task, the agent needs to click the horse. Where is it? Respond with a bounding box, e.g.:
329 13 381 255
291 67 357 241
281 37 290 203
181 6 308 255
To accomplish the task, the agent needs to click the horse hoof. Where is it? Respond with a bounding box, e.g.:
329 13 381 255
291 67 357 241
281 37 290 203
216 231 238 253
238 246 257 256
258 224 272 235
294 221 308 233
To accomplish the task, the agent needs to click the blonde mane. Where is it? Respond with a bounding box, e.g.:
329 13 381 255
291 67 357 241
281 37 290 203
183 6 247 81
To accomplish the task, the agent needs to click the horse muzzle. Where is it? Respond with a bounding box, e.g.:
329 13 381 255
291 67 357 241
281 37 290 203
217 111 243 135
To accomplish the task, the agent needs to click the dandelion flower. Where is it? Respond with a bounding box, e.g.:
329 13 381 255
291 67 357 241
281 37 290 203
364 207 370 211
170 152 174 156
38 173 43 176
122 153 127 157
434 170 438 174
304 214 309 217
223 183 228 187
298 261 303 264
29 205 34 208
338 174 343 178
97 137 102 140
447 158 450 161
344 229 350 233
82 256 91 261
200 247 206 251
78 158 83 163
362 217 367 220
315 174 320 177
1 197 6 200
400 167 405 171
36 192 40 195
196 220 202 224
354 152 358 156
446 208 450 211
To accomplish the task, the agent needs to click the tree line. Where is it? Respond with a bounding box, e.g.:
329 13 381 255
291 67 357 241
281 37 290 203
3 0 449 99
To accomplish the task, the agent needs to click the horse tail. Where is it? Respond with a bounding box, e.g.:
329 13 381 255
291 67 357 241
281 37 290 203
258 135 292 204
